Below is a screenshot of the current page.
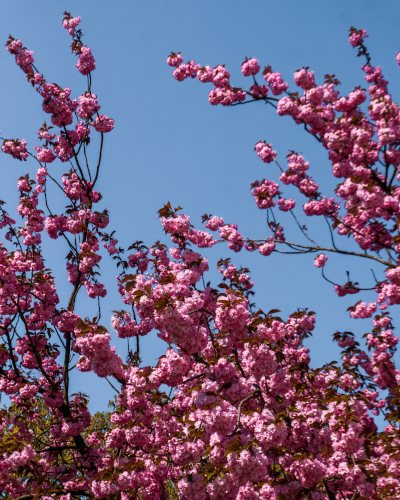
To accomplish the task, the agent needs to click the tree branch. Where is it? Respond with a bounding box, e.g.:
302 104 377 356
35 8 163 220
228 390 260 437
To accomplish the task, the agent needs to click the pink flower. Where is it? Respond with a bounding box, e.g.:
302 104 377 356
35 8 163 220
350 301 377 319
294 68 315 89
348 28 368 47
219 224 243 252
314 253 327 268
63 16 81 36
167 52 183 67
277 198 295 211
2 139 28 161
258 240 275 256
77 93 100 120
172 61 200 81
334 284 360 297
208 87 245 106
213 65 230 87
91 115 114 133
241 57 260 77
263 69 288 95
7 39 35 74
204 216 224 231
35 147 56 163
303 197 338 217
76 46 96 75
19 384 39 399
197 66 214 82
84 281 107 298
255 141 277 163
252 180 279 209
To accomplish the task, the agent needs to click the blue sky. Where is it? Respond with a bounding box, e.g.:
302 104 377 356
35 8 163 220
0 0 399 419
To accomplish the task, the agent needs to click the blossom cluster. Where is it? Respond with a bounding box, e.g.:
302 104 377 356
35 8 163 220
168 27 400 321
0 15 399 500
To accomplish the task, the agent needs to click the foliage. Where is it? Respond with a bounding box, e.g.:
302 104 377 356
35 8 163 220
0 13 399 500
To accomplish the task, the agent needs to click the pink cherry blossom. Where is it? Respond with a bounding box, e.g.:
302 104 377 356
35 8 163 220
314 253 327 267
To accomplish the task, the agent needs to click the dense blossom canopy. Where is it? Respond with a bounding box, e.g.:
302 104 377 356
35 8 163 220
0 14 399 500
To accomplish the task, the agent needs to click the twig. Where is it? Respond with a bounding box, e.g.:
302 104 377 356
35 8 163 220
233 349 246 379
228 390 260 437
105 377 120 393
181 372 206 385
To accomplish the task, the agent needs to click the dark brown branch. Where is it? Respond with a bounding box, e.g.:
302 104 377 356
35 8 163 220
323 480 336 500
12 490 91 500
105 377 120 393
193 352 208 366
233 349 246 379
181 372 206 385
202 313 218 359
228 390 260 437
62 125 86 182
93 132 104 187
215 238 391 266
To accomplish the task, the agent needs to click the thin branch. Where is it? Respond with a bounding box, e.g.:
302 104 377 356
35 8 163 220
289 208 317 246
93 132 104 187
181 372 206 385
233 349 247 379
193 352 208 366
105 377 120 393
215 238 391 266
62 125 86 181
323 480 336 500
321 267 376 291
228 390 260 437
12 491 91 500
324 215 340 251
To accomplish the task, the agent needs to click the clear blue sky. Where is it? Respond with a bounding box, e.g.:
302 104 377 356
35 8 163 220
0 1 399 420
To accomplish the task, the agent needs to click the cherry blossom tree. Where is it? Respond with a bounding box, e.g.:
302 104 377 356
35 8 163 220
0 13 399 500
